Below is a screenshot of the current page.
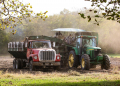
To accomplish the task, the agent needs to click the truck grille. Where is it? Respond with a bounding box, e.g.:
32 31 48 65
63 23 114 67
39 50 55 61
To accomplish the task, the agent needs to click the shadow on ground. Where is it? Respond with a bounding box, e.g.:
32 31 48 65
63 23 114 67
0 67 113 74
22 80 120 86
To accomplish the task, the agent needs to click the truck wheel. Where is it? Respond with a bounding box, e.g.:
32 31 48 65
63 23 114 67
23 61 26 68
101 54 110 70
29 60 35 71
68 51 78 68
13 59 16 69
81 54 90 70
20 60 23 69
16 59 21 69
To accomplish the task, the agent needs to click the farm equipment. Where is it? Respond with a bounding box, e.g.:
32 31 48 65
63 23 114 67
8 36 61 71
51 28 111 70
8 28 111 71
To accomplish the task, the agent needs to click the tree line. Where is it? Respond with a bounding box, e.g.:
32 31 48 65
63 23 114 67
0 9 120 54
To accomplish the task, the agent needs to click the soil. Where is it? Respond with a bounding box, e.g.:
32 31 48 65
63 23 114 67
0 56 120 74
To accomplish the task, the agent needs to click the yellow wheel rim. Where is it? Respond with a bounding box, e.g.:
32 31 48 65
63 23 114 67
81 58 85 68
68 54 74 67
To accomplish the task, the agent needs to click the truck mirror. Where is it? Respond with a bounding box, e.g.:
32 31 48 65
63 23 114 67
53 42 55 47
24 37 28 48
25 42 27 48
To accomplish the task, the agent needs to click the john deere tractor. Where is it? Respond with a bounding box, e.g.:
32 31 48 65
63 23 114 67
52 28 111 70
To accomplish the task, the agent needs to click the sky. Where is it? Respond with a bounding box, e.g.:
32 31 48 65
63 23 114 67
21 0 92 16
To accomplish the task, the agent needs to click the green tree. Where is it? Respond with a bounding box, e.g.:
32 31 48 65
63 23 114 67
79 0 120 25
0 0 48 34
0 29 9 54
6 9 120 54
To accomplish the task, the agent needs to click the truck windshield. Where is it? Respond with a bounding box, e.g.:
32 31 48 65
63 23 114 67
82 37 96 47
31 41 51 48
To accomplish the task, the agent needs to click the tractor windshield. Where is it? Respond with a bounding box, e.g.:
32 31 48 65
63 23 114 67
31 41 51 48
82 37 96 47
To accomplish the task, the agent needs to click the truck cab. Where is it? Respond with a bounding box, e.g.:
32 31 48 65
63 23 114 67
27 39 60 71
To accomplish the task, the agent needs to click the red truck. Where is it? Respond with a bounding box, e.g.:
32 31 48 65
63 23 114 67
8 36 61 71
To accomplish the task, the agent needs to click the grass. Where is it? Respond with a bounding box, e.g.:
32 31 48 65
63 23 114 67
0 70 120 86
108 54 120 58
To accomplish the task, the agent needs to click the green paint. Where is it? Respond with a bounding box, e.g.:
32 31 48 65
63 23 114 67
72 47 78 55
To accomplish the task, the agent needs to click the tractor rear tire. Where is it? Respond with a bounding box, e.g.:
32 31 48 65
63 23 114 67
13 59 16 69
101 54 110 70
68 50 79 68
16 59 21 69
29 60 35 71
81 54 90 70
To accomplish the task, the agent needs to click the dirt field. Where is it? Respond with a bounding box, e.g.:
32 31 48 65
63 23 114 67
0 56 120 74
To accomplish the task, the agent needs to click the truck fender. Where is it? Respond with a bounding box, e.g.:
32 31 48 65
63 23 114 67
28 54 39 62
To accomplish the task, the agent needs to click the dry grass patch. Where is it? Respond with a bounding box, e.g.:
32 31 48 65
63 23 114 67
68 70 81 76
110 66 120 74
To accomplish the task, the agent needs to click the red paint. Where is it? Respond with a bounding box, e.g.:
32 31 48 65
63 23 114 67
26 41 60 63
32 54 39 62
55 54 61 62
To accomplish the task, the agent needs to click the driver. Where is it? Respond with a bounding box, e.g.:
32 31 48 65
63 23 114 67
43 43 48 48
83 40 87 45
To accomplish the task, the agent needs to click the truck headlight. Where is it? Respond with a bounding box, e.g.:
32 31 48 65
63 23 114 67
57 56 60 60
34 56 38 59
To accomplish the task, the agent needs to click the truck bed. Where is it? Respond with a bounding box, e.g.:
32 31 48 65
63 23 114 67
8 51 27 59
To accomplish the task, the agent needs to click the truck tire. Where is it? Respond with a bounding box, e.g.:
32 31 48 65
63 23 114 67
13 59 16 69
81 54 90 70
29 60 35 71
20 60 23 69
101 54 110 70
23 61 26 68
16 59 21 69
68 51 78 68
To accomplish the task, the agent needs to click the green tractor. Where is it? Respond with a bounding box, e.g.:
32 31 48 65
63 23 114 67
52 28 111 70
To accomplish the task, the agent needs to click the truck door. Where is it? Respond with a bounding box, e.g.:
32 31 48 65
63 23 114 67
27 42 32 59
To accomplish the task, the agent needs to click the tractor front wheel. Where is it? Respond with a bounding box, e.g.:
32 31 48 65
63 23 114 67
101 54 110 70
81 54 90 70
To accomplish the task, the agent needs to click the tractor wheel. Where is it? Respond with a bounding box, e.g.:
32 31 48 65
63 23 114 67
13 59 16 69
16 59 21 69
29 60 35 71
101 54 110 70
68 51 79 68
81 54 90 70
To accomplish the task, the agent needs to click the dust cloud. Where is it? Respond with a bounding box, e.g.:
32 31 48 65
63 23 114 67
93 21 120 54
